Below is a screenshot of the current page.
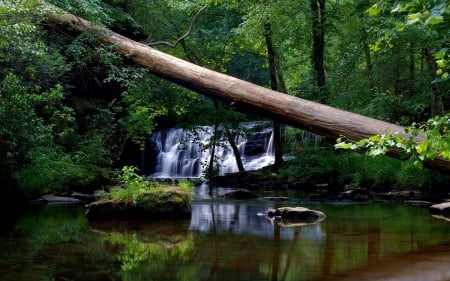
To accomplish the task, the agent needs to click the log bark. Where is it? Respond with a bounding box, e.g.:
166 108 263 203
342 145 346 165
42 2 450 173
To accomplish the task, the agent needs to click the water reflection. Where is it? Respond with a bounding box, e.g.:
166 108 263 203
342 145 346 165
190 201 326 241
1 192 450 281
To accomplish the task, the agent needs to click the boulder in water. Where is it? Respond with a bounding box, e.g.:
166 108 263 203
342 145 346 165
85 186 192 220
429 201 450 216
266 206 326 224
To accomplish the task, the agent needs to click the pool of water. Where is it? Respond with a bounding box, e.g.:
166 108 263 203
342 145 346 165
1 188 449 281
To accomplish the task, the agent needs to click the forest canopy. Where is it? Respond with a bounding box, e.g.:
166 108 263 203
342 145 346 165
0 0 449 200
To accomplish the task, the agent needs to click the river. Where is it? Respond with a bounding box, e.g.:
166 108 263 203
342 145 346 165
1 186 449 281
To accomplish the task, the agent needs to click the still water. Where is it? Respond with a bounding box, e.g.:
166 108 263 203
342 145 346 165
1 187 450 281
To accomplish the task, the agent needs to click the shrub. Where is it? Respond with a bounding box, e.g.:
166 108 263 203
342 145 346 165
278 147 448 191
104 166 194 203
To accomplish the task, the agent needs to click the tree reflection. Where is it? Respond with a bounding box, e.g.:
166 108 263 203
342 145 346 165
91 220 195 280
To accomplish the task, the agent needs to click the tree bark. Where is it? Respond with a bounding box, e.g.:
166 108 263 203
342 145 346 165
42 2 450 173
207 115 219 179
225 128 245 172
424 48 445 116
361 29 375 91
311 0 327 101
264 22 283 170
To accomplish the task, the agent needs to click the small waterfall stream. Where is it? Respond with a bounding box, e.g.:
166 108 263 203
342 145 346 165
150 122 274 178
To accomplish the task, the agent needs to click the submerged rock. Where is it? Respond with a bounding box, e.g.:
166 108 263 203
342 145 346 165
261 196 289 201
265 206 326 227
218 189 259 199
41 195 82 204
85 186 192 220
341 188 371 202
405 200 434 207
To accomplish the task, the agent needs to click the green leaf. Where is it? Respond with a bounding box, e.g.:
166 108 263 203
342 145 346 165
426 15 444 25
335 142 353 150
434 48 448 59
416 142 427 154
366 6 380 16
436 59 446 68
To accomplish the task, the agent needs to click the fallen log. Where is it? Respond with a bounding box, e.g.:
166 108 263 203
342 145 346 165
41 2 450 173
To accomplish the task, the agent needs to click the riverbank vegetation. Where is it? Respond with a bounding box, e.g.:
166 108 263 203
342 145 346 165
1 0 449 202
102 166 193 203
86 166 193 220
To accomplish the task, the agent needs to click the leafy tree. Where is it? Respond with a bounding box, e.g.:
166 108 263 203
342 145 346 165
335 1 449 169
366 0 449 117
0 0 147 197
310 0 327 102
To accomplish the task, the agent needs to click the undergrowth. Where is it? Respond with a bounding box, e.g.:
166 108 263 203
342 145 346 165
278 146 450 192
101 166 194 202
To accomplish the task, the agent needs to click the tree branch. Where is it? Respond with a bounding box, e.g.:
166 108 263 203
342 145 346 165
145 6 207 48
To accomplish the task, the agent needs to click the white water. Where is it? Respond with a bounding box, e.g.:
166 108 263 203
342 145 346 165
150 123 274 178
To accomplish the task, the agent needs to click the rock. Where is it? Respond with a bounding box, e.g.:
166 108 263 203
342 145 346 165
405 200 434 207
261 196 289 201
429 201 450 216
379 190 424 201
85 186 192 220
244 131 272 156
41 195 82 204
28 198 47 205
266 206 326 223
341 188 371 202
69 192 100 203
218 189 259 199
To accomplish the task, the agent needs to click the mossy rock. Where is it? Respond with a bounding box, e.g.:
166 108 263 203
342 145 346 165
85 186 191 220
267 207 326 223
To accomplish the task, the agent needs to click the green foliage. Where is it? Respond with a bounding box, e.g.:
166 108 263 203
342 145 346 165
104 229 195 275
368 0 450 82
47 0 138 27
336 114 450 168
120 75 194 148
0 0 150 197
278 150 335 184
13 147 84 196
107 166 158 201
0 75 77 194
0 1 70 89
2 0 449 197
14 206 90 253
0 74 115 196
279 146 448 190
105 166 193 202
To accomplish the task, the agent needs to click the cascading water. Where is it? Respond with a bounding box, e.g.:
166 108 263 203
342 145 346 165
150 122 275 178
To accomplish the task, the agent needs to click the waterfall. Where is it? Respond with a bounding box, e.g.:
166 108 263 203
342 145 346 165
150 122 275 178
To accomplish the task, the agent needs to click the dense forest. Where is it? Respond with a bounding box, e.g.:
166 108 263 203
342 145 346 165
1 0 449 203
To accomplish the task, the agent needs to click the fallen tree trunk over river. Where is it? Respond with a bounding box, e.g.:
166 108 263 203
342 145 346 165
42 2 450 173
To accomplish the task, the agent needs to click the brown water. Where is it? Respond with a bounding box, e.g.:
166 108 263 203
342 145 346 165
1 188 449 281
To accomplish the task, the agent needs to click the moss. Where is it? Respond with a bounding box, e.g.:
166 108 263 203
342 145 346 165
86 186 192 220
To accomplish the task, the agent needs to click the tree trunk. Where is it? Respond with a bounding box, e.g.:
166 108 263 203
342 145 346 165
208 120 219 179
311 0 327 101
409 42 415 96
424 48 445 116
361 29 375 91
264 22 283 170
42 2 450 173
225 128 245 172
